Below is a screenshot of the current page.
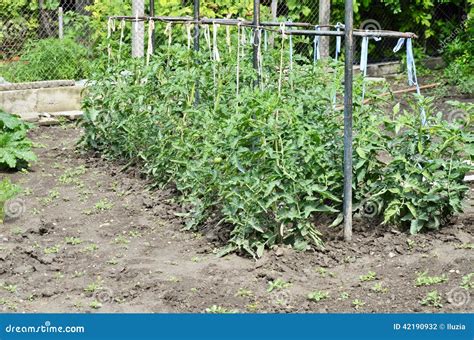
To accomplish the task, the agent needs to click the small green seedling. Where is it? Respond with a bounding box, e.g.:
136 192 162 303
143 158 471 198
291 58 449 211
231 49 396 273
307 290 329 302
420 290 443 308
89 300 102 309
460 273 473 290
339 292 350 300
359 271 377 282
2 284 17 293
267 279 291 292
205 305 236 314
415 271 448 287
95 199 113 211
44 245 60 254
236 288 253 298
65 237 83 245
352 299 365 310
371 282 388 293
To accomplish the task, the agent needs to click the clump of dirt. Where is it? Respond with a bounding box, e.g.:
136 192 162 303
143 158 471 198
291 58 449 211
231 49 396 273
0 125 472 313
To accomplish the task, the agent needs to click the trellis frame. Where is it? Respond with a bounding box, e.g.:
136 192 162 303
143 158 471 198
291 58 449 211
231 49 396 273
109 0 418 242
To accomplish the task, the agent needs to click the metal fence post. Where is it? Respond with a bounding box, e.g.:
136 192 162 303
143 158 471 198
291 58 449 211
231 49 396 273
132 0 145 58
58 7 64 39
150 0 155 52
253 0 261 86
194 0 200 105
343 0 354 242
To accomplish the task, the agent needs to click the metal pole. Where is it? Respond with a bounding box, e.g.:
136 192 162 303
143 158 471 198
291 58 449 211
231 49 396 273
58 7 64 39
132 0 145 58
194 0 200 105
343 0 354 242
150 0 155 52
253 0 261 86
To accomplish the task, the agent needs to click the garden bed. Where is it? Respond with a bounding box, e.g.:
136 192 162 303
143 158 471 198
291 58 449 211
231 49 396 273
0 125 472 313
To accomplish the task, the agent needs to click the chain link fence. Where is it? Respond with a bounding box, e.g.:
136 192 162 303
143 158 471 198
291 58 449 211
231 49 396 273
0 0 469 88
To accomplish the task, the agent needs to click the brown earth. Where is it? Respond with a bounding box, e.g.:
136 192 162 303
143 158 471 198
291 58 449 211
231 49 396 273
0 125 472 314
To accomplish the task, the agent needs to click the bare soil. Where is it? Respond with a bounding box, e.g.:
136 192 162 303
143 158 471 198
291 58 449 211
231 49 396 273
0 125 472 313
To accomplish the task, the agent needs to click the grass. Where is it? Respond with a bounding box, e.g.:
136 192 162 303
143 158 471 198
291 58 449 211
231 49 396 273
415 271 448 287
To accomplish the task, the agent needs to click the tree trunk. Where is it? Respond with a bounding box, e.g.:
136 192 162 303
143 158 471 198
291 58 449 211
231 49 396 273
269 0 278 46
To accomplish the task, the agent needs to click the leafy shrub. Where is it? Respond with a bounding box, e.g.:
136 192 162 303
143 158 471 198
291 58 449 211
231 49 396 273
81 45 472 256
0 38 90 82
0 109 36 169
442 16 474 94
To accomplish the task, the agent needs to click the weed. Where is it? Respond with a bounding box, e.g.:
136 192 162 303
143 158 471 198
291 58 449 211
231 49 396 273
44 245 60 254
316 267 335 278
455 243 474 250
59 166 87 185
81 244 98 252
307 290 329 302
113 235 130 245
246 302 260 312
236 288 253 298
11 227 24 235
65 237 83 245
352 299 366 310
415 272 448 287
339 292 350 300
205 305 236 314
94 199 114 212
84 279 103 293
191 256 201 263
267 279 291 292
460 273 474 290
359 271 377 282
2 284 17 293
106 258 118 265
420 290 443 308
168 276 180 283
371 282 388 293
40 190 60 205
89 300 102 309
406 239 416 250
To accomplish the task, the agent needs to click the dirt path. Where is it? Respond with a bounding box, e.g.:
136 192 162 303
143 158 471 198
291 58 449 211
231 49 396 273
0 126 472 313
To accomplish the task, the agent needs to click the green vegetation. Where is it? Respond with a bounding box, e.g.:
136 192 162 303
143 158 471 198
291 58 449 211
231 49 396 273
1 38 90 82
420 290 443 308
359 271 377 282
267 279 292 292
307 290 330 302
0 109 36 170
81 42 473 256
415 272 448 287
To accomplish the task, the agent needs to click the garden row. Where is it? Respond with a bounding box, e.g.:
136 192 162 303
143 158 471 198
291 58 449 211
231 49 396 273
80 46 473 256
